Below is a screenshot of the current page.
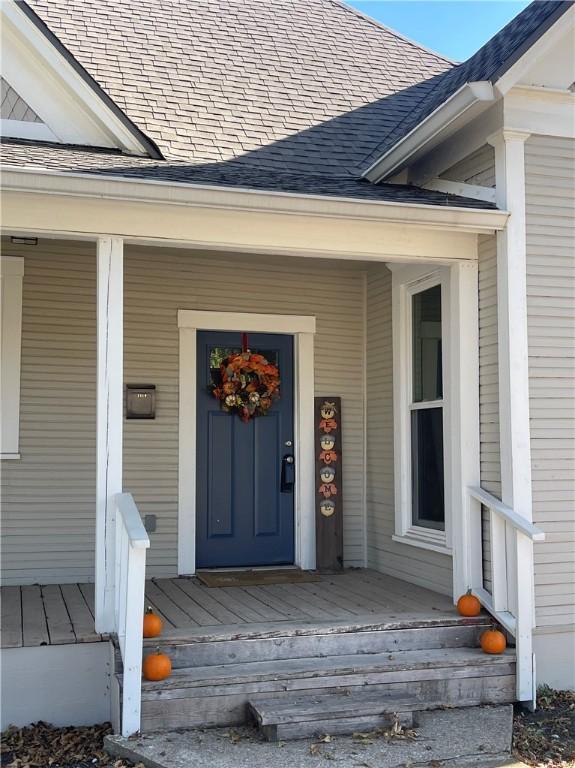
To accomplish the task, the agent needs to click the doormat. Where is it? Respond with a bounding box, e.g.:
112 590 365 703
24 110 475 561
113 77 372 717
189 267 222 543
197 569 320 588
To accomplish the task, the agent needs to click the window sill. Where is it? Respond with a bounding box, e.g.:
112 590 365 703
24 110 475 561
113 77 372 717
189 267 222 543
392 532 452 556
1 452 21 460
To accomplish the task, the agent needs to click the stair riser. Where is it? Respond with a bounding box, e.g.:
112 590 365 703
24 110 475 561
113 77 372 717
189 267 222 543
139 667 515 731
260 711 414 741
144 624 489 669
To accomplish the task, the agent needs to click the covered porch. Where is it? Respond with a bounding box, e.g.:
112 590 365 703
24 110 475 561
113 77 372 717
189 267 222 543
0 177 539 735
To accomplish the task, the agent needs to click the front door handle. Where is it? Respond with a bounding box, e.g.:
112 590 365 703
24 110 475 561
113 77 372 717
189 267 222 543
281 454 295 493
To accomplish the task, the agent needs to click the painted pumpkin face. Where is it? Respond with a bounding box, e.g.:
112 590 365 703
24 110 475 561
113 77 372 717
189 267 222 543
320 499 336 517
320 434 335 451
320 402 336 419
320 465 336 483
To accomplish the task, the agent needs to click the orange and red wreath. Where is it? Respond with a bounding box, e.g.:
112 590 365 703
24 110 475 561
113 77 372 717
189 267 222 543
210 351 280 422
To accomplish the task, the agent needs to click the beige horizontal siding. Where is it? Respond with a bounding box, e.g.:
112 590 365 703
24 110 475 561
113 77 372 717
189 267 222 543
525 134 575 630
0 239 97 585
1 240 367 584
478 234 500 594
440 144 496 187
365 263 452 596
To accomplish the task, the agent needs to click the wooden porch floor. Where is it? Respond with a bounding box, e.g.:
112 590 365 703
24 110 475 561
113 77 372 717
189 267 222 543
1 570 459 649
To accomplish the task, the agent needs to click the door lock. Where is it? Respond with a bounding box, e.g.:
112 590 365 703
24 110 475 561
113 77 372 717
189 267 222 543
281 454 295 492
285 440 293 447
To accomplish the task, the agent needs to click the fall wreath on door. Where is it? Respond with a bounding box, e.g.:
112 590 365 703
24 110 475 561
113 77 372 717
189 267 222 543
210 349 281 422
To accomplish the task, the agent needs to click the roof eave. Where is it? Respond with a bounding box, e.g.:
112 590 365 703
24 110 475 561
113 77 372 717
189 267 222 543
0 165 509 233
363 81 495 183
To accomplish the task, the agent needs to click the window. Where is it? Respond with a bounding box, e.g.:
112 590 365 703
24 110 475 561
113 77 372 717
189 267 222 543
410 284 445 531
392 267 450 554
1 256 24 458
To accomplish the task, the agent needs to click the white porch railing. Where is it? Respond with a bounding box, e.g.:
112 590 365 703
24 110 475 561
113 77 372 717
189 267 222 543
113 492 150 737
468 486 545 704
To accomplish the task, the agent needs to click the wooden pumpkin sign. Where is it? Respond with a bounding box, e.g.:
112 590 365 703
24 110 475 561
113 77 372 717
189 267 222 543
315 397 343 571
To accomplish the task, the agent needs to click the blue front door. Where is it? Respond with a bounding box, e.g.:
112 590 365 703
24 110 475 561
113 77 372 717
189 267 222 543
196 331 295 568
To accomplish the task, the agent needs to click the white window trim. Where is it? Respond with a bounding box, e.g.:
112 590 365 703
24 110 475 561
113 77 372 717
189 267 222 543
177 309 316 575
392 266 451 552
1 255 24 459
392 261 481 602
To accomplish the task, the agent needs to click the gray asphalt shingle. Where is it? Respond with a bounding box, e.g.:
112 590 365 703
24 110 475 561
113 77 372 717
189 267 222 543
2 0 566 207
0 138 495 208
24 0 452 174
365 0 574 167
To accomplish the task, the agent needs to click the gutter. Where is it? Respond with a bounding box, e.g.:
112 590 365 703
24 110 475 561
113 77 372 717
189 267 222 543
0 165 509 233
363 81 495 183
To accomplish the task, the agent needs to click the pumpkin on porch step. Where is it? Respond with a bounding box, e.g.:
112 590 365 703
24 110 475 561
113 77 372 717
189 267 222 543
143 606 163 638
143 648 172 681
456 590 481 617
480 628 507 655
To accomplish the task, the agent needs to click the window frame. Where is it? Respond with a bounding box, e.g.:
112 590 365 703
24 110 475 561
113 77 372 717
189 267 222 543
1 255 24 459
392 265 452 554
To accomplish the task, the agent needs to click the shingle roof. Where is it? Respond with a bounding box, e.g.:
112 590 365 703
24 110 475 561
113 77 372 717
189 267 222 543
24 0 452 176
0 138 495 208
4 0 566 209
364 0 574 167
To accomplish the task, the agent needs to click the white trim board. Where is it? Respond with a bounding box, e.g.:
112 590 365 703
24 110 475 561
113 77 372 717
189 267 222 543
0 255 24 458
177 310 317 575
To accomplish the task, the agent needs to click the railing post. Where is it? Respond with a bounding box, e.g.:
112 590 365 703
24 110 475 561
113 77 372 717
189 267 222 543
121 544 147 737
95 237 124 633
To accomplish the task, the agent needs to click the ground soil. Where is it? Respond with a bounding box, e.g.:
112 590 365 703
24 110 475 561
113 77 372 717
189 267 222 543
0 722 141 768
513 688 575 767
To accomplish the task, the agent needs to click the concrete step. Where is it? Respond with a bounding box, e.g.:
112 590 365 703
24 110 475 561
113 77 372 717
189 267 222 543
249 690 419 740
132 646 516 731
106 705 515 767
139 616 491 670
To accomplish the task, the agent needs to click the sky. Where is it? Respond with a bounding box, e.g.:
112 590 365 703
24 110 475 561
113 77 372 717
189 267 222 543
345 1 532 61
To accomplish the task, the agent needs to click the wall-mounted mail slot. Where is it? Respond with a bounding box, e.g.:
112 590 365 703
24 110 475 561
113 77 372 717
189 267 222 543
126 384 156 419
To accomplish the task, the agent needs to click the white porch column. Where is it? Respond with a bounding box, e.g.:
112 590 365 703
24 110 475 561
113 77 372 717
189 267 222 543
449 261 481 601
95 237 124 633
488 129 535 702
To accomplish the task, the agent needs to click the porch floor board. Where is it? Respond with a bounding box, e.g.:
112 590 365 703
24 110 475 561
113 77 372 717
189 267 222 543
1 570 460 649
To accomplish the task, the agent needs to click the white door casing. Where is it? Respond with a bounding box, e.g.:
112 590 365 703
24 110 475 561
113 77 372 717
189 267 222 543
177 310 316 575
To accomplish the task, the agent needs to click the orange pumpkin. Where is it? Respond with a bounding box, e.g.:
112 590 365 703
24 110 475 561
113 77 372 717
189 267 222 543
143 648 172 681
456 590 481 617
480 628 507 655
143 607 163 638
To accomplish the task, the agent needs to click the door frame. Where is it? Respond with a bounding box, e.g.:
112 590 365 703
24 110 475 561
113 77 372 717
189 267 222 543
177 309 317 575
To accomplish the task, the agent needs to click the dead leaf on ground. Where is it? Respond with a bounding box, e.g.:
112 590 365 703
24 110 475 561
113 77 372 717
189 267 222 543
0 722 138 768
224 728 242 744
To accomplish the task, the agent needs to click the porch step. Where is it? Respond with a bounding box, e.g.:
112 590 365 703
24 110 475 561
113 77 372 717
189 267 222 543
133 645 516 731
139 616 492 670
248 691 418 740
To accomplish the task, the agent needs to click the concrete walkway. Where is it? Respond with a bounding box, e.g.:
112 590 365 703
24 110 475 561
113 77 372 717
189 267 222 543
106 705 516 768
